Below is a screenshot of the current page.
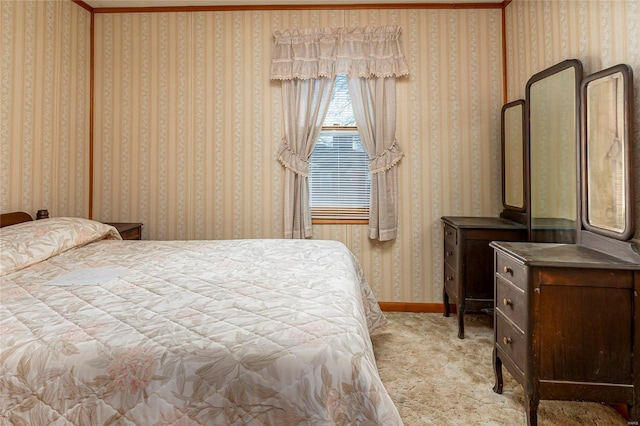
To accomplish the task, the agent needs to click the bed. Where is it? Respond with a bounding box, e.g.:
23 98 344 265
0 214 402 425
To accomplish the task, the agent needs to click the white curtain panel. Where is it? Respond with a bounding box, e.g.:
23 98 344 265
277 78 334 239
348 76 403 241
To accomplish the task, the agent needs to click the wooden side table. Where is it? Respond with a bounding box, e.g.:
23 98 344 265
441 216 526 338
104 222 143 240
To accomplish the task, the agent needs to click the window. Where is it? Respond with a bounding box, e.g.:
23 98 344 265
308 75 370 222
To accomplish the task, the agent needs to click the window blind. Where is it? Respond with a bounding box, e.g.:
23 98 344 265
309 129 370 219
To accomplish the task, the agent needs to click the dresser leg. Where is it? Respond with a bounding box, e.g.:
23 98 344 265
628 404 638 426
457 302 465 339
443 287 450 317
525 395 539 426
492 348 503 394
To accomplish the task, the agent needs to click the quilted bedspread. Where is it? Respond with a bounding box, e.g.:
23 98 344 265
0 218 402 425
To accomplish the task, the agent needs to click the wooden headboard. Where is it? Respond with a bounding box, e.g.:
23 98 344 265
0 212 34 228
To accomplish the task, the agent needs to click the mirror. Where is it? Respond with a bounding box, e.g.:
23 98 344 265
581 64 634 240
526 59 583 243
502 100 526 212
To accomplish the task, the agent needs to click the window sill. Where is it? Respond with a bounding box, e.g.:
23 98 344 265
312 218 369 225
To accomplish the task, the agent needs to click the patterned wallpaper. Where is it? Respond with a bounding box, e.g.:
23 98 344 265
0 0 90 218
92 8 504 303
3 0 637 304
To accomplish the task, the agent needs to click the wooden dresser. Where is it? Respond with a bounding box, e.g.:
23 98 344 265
441 216 526 338
491 241 639 426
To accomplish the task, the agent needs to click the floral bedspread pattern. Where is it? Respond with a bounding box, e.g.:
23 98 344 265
0 219 400 425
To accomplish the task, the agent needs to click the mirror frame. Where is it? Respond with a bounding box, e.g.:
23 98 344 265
525 59 583 243
580 63 635 241
501 99 527 214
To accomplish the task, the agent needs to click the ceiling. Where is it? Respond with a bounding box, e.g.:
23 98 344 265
84 0 504 9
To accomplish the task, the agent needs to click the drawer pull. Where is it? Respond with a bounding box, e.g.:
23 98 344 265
503 266 514 276
503 337 513 345
446 251 453 257
446 275 454 281
502 298 513 307
445 230 452 236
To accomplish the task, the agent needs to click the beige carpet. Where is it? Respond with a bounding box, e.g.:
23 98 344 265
371 312 628 426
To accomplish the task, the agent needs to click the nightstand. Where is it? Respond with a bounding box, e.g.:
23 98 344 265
104 222 143 240
441 216 526 339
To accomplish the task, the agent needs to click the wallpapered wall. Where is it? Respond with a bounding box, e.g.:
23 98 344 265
1 0 90 218
2 0 638 304
92 8 504 303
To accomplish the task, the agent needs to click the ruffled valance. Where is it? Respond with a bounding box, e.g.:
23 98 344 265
270 26 409 80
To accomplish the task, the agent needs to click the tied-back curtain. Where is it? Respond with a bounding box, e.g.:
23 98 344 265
348 76 403 241
277 78 334 239
271 26 408 240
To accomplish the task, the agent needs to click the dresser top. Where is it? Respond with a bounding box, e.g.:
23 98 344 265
490 241 640 270
441 216 526 230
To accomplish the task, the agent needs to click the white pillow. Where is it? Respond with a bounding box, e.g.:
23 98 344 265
0 217 121 276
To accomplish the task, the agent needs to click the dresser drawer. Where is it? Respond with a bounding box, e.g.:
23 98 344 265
495 311 526 371
496 252 526 290
444 240 457 268
120 227 141 240
444 224 457 246
444 263 458 298
495 277 526 330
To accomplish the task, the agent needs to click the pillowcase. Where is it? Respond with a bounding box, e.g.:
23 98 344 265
0 217 122 276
